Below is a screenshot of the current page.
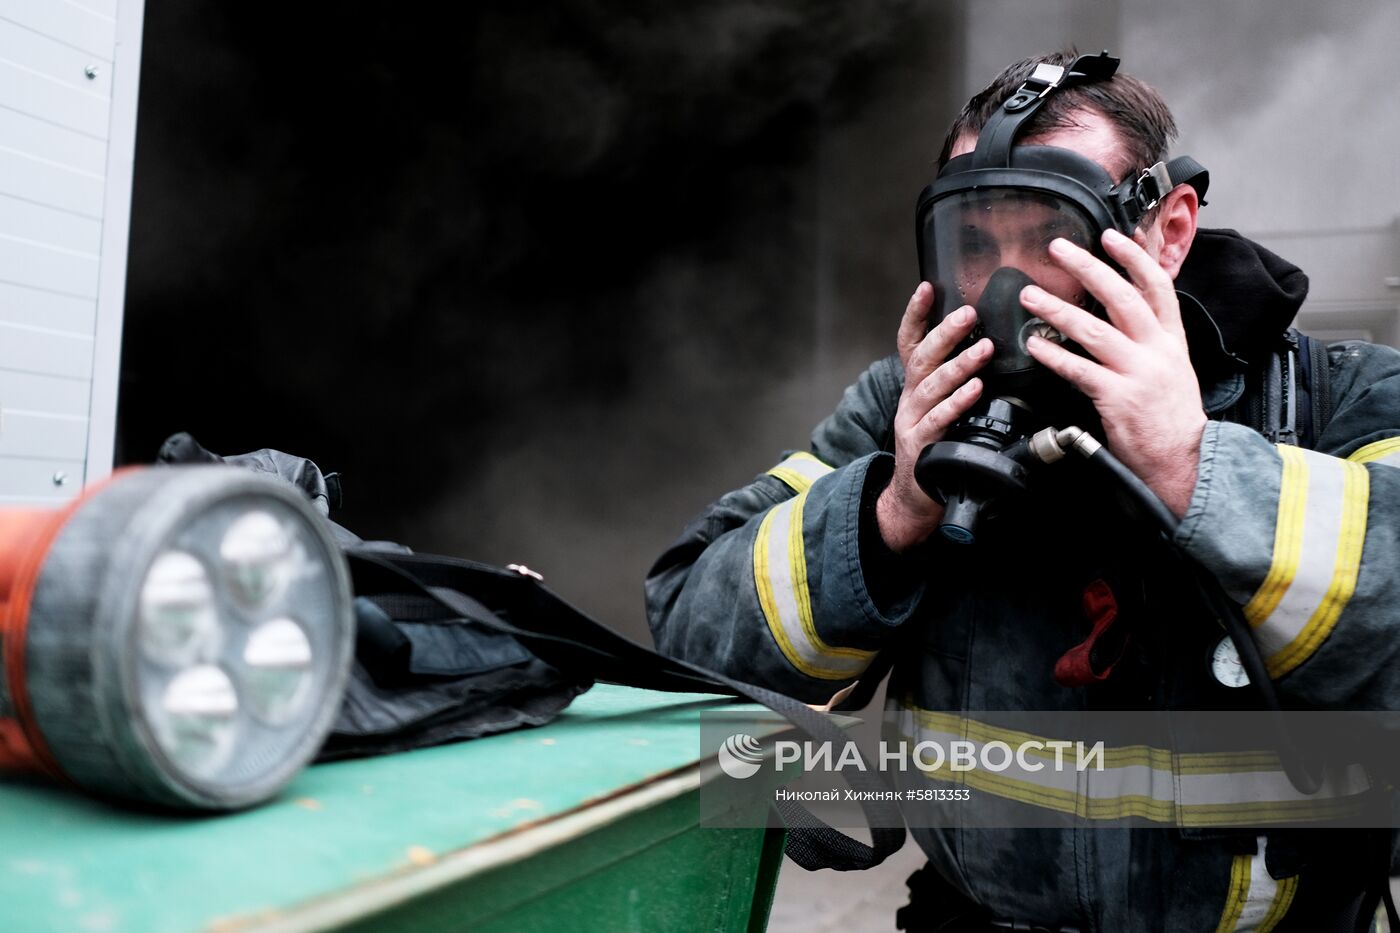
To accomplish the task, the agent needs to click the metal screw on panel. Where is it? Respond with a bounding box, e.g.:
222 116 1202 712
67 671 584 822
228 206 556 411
84 65 99 80
52 472 67 487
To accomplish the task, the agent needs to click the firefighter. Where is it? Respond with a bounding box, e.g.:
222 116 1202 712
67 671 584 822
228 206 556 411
647 50 1400 931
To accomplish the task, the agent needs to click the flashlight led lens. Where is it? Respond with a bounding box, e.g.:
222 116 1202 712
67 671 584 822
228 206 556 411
220 511 294 607
139 551 221 667
242 617 314 724
154 665 239 778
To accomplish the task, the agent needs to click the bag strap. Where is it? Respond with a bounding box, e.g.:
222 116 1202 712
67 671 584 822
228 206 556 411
344 546 907 872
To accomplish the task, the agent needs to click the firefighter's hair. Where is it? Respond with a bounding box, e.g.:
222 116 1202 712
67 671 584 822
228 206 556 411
939 49 1178 184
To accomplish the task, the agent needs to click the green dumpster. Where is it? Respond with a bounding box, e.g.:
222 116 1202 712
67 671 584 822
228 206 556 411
0 685 785 932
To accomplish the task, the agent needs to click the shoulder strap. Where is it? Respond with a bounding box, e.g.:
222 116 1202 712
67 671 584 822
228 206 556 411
1241 329 1333 450
344 546 906 872
1297 331 1333 449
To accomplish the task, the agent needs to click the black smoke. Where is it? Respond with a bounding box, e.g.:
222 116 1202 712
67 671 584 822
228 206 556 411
120 1 949 637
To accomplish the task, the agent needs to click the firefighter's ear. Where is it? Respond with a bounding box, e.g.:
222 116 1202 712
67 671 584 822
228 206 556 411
1147 184 1198 281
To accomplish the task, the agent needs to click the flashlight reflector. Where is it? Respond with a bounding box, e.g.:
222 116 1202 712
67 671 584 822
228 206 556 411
154 665 239 777
242 617 314 724
220 510 293 608
139 551 220 667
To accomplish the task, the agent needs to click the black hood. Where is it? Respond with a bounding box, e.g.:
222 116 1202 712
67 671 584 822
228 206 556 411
1175 227 1310 381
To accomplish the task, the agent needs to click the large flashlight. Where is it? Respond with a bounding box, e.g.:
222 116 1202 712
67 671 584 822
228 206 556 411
0 466 354 810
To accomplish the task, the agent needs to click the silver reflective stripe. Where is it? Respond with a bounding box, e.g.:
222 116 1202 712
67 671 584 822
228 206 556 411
1178 765 1371 808
1214 836 1298 933
752 493 873 681
1244 446 1368 678
895 705 1371 826
765 452 834 494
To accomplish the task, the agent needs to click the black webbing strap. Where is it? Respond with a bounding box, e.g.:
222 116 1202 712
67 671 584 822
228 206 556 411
971 52 1120 171
345 547 907 871
1300 332 1334 449
1165 155 1210 205
1251 330 1333 450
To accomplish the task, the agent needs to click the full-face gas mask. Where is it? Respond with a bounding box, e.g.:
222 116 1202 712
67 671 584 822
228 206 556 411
912 51 1209 543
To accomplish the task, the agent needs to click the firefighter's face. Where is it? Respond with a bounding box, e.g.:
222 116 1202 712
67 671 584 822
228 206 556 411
952 196 1093 311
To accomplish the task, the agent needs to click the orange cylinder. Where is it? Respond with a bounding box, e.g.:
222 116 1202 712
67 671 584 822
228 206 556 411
0 474 124 775
0 506 72 772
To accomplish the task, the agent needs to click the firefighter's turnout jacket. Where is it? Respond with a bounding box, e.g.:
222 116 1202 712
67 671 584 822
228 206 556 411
646 229 1400 932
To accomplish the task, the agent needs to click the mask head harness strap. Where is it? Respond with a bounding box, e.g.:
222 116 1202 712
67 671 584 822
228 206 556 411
967 51 1210 232
969 51 1121 171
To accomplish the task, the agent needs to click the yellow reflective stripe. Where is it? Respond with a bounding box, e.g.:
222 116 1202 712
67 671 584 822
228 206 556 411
765 452 834 494
1244 446 1308 626
909 755 1363 825
1267 459 1367 677
905 707 1282 775
1349 435 1400 465
752 494 873 680
1213 851 1251 933
906 750 1358 825
1176 798 1363 827
1259 875 1298 933
1245 447 1369 678
1213 838 1297 933
753 505 802 674
903 739 1365 827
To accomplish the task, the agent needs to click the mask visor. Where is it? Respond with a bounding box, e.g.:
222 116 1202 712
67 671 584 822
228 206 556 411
920 188 1100 382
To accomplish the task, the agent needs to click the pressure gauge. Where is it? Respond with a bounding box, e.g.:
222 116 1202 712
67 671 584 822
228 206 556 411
1211 636 1251 688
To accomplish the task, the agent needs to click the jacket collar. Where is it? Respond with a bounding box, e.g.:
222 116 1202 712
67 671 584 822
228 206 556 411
1173 227 1309 384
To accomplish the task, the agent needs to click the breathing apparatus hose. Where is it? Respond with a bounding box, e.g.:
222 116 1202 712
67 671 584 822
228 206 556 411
1028 426 1325 796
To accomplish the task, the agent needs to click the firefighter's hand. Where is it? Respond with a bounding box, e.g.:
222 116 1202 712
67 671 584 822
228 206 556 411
1021 229 1207 519
878 282 991 553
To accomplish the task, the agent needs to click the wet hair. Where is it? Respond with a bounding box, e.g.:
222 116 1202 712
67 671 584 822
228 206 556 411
938 49 1178 183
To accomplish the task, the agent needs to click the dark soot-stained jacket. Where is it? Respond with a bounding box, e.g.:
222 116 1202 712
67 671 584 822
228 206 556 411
647 229 1400 932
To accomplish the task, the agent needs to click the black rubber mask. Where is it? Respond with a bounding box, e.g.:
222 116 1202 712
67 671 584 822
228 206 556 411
910 51 1208 544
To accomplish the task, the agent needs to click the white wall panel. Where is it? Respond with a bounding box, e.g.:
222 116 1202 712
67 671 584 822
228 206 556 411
0 1 115 61
0 409 88 459
0 55 110 138
0 145 105 217
67 0 116 22
0 321 94 379
0 192 102 255
0 280 96 333
0 16 112 96
0 0 141 500
0 368 90 415
0 102 106 174
0 455 84 501
0 235 99 297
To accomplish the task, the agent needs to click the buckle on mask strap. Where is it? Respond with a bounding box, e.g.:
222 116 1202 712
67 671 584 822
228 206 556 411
974 52 1121 170
1118 156 1212 228
1004 64 1067 112
1133 162 1174 212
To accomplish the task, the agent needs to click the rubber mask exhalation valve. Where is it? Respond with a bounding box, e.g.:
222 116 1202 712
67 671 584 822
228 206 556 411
912 267 1053 545
969 266 1066 390
914 396 1036 544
